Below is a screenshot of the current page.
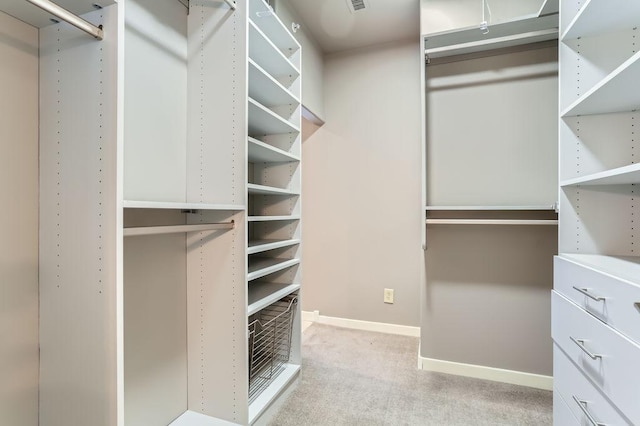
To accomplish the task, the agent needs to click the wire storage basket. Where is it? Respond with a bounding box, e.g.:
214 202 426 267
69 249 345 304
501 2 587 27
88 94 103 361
248 294 298 402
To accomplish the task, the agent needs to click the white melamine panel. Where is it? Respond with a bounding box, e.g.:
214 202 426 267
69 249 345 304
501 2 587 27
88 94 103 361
553 391 580 426
247 364 300 424
248 257 300 281
562 0 640 41
247 238 300 255
170 410 241 426
124 0 187 202
248 20 299 80
0 11 38 426
426 46 558 206
248 98 300 136
248 0 299 56
247 183 298 196
248 215 300 222
561 163 640 186
552 292 640 423
559 112 637 181
555 255 640 346
0 0 116 28
39 6 119 425
187 1 246 206
248 137 299 163
249 193 301 217
247 282 300 316
554 345 632 426
559 185 639 255
124 200 244 211
186 210 248 424
248 59 299 108
124 234 188 426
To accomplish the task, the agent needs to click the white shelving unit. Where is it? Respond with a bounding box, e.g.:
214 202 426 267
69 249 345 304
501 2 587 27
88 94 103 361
555 1 640 424
246 0 302 422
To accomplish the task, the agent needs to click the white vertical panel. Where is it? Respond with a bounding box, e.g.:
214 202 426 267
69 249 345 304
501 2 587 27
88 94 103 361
187 1 247 206
124 0 187 202
39 6 119 426
0 11 39 426
124 234 188 426
186 210 248 424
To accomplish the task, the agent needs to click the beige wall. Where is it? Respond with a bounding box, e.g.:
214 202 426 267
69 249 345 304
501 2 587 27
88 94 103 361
275 0 325 121
301 40 423 327
0 11 39 426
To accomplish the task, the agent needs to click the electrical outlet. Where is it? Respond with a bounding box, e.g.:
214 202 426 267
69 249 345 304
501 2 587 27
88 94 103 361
384 288 394 304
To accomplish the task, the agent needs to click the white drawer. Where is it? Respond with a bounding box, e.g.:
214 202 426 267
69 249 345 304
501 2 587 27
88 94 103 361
554 255 640 346
554 389 579 426
552 291 640 423
554 344 632 426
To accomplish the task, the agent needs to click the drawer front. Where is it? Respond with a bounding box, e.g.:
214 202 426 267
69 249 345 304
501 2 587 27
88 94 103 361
554 345 632 426
554 256 640 346
552 291 640 423
554 389 579 426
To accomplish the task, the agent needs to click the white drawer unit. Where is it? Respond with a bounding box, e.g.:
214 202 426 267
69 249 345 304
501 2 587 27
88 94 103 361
554 344 633 426
553 390 579 426
554 255 640 346
552 291 640 423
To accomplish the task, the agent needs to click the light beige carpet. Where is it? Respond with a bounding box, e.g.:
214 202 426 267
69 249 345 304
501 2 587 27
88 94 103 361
270 323 552 426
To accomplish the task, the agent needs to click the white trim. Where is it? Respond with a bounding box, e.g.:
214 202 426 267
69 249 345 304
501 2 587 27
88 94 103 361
418 356 553 390
301 311 420 337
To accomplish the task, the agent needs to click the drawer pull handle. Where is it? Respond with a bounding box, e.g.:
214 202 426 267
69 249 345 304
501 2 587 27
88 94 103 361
570 336 602 360
573 286 605 302
572 396 607 426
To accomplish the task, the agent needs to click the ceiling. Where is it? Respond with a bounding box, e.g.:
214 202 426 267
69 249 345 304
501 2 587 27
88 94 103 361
287 0 420 54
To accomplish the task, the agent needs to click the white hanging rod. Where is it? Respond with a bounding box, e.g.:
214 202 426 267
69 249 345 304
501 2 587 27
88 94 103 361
425 205 557 211
426 219 558 226
124 221 234 237
25 0 104 40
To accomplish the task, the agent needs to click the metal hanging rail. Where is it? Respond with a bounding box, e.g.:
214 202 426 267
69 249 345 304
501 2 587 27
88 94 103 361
25 0 104 39
124 221 235 237
426 219 558 226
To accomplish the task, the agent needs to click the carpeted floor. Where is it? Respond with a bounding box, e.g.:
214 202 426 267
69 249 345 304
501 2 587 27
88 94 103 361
269 324 552 426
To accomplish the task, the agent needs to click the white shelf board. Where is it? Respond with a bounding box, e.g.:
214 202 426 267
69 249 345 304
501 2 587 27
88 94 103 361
248 363 300 424
558 254 640 286
561 0 640 41
169 410 240 426
249 20 299 79
248 215 300 222
561 163 640 186
538 0 559 17
248 0 300 53
248 98 300 136
423 14 558 59
249 59 300 108
248 257 300 281
247 183 299 196
426 219 558 226
248 137 299 163
425 205 556 211
562 51 640 117
247 238 300 255
0 0 116 28
123 200 245 211
248 282 300 316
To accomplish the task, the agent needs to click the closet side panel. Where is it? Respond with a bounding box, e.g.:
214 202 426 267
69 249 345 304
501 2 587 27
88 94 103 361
39 7 119 426
0 11 39 426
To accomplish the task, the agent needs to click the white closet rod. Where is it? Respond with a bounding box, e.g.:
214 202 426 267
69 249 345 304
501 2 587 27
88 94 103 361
124 221 234 237
25 0 104 39
426 219 558 226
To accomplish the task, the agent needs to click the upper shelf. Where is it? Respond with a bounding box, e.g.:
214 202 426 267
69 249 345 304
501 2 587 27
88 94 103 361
248 98 300 136
124 200 245 211
249 20 300 80
248 0 300 54
561 163 640 187
423 13 558 60
561 50 640 117
248 137 299 163
0 0 115 28
562 0 640 41
248 59 300 108
247 183 299 196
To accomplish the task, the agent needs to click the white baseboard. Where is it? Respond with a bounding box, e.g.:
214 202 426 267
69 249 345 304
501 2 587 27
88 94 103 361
301 310 420 337
418 356 553 391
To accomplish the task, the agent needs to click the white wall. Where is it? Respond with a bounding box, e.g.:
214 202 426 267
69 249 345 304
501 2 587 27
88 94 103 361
421 0 543 34
275 0 325 121
0 11 39 426
301 40 423 326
